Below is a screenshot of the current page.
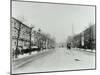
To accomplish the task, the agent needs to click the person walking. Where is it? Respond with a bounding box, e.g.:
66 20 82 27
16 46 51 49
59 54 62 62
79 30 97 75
66 43 74 56
67 43 71 50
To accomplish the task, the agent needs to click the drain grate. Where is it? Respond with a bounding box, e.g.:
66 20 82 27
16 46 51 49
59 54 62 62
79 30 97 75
74 59 80 61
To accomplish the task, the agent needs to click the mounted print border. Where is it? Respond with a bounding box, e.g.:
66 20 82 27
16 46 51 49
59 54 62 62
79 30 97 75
10 0 96 75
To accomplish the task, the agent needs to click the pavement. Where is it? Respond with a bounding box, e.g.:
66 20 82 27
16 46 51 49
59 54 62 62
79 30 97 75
12 48 95 74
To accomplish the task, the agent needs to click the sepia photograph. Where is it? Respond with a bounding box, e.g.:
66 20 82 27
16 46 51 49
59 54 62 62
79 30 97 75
11 0 96 74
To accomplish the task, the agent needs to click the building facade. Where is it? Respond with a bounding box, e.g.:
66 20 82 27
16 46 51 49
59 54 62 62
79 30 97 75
67 25 96 50
11 17 31 57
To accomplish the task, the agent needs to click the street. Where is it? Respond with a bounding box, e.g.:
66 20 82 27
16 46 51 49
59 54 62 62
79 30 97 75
12 48 95 74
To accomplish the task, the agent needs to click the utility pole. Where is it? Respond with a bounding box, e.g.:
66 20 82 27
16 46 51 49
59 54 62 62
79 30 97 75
71 24 74 48
29 26 34 55
72 24 74 36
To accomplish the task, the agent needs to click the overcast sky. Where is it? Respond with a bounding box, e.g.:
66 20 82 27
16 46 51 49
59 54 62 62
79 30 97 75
12 1 95 43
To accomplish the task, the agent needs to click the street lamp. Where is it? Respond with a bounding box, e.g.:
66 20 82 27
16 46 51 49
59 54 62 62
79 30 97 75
29 26 34 54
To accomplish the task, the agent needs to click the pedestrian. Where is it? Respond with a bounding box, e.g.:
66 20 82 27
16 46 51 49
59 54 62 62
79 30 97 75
66 43 74 56
67 43 71 50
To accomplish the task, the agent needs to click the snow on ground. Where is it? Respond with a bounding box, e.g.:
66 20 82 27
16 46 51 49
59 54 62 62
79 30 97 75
13 49 50 61
75 48 96 53
12 48 95 74
14 51 38 60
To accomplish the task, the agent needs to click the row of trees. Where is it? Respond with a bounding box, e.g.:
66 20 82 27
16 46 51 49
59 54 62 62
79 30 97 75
33 29 56 51
12 17 56 58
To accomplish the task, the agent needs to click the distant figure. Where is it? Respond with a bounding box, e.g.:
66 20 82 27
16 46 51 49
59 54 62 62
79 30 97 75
67 43 71 50
66 43 74 55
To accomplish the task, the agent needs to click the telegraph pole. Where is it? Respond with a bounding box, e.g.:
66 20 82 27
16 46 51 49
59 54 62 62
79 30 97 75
71 24 74 48
72 24 74 36
29 26 34 55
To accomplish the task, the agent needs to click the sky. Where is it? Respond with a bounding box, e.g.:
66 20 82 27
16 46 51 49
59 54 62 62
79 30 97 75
12 1 95 43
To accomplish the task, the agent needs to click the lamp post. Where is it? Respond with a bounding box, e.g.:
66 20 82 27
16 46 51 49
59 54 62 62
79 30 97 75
29 26 34 55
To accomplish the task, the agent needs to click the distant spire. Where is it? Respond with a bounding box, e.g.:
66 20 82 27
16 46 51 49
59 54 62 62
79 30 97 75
72 24 74 36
